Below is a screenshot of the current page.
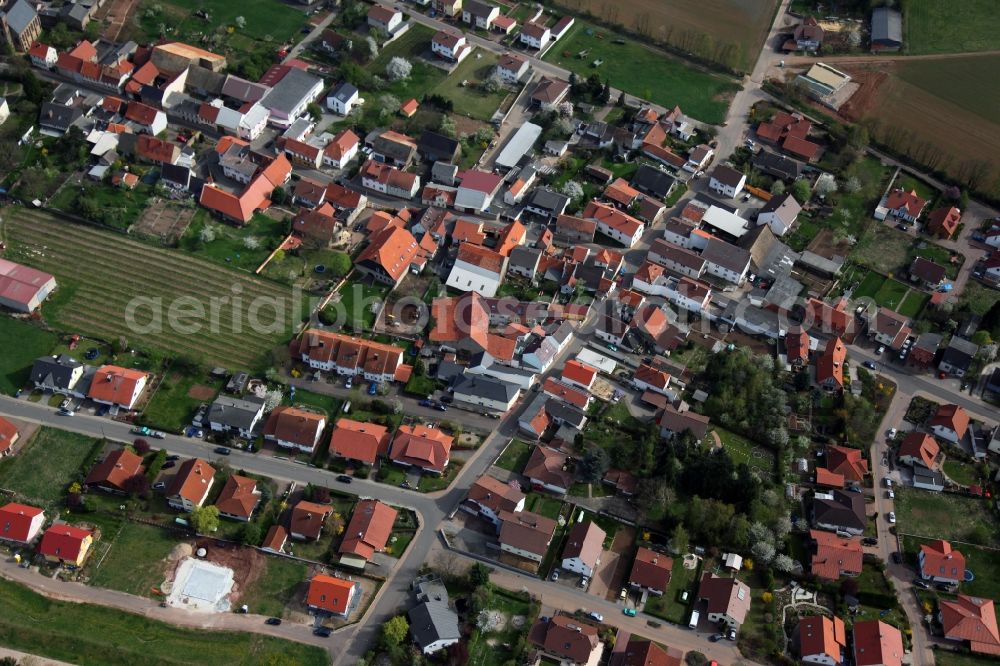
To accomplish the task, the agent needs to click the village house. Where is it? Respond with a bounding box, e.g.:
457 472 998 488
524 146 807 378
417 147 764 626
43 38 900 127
929 404 970 444
528 615 601 666
0 502 44 544
919 540 966 585
939 595 1000 656
307 574 360 619
560 521 605 578
84 447 144 494
897 431 941 471
328 419 390 467
390 425 453 475
628 547 673 595
938 336 978 378
293 330 408 383
798 615 847 666
87 365 149 410
498 509 556 562
38 524 93 567
207 395 266 440
708 165 746 198
338 499 398 566
809 530 862 581
698 573 752 628
290 500 332 541
215 475 261 522
853 620 904 666
523 445 572 495
166 459 216 512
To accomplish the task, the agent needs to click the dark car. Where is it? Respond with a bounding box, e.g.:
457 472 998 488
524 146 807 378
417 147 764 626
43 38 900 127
313 627 331 637
166 455 180 461
435 404 448 412
418 399 434 407
85 348 100 360
336 475 353 484
892 552 902 564
440 395 453 404
709 634 724 642
214 446 231 456
862 537 878 546
265 617 282 626
936 582 955 592
912 579 930 589
863 361 877 370
161 461 176 469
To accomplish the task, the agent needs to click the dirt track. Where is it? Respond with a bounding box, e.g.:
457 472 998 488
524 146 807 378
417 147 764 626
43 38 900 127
780 48 1000 67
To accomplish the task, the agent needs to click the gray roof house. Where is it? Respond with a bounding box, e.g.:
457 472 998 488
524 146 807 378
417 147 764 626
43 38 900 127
938 337 979 378
1 0 39 51
451 374 520 413
30 355 85 394
871 7 902 51
508 246 542 279
525 188 570 220
752 149 803 181
207 396 266 438
408 600 461 655
38 102 83 135
631 164 677 200
813 490 866 535
259 68 323 124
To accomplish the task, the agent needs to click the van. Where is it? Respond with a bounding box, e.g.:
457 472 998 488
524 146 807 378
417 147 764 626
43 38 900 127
688 610 700 629
342 401 351 414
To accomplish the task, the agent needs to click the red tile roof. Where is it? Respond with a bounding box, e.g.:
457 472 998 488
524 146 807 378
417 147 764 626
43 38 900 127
815 336 846 388
295 330 405 378
621 639 682 666
853 620 904 666
629 546 672 591
498 509 557 557
214 475 259 519
810 529 862 580
262 524 287 552
356 225 419 282
307 574 356 615
324 129 359 162
455 242 506 274
0 416 19 455
339 499 397 560
390 425 453 473
529 615 599 664
604 177 641 206
328 418 390 465
428 293 516 361
920 540 966 581
85 447 144 492
561 359 597 388
459 169 504 194
799 615 846 663
929 404 970 439
786 326 810 364
562 520 605 569
885 189 927 218
634 363 670 391
698 573 751 625
168 458 216 506
815 467 845 488
399 98 419 116
542 377 590 409
826 445 868 482
38 524 92 562
467 476 525 514
86 365 148 407
124 101 161 126
926 206 961 238
0 502 44 543
523 445 572 490
583 200 643 237
290 500 331 540
898 431 940 470
940 595 1000 655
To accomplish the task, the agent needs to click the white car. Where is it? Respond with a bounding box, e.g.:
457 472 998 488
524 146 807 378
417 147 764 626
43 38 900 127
886 489 895 499
885 478 893 488
876 345 886 355
588 612 603 622
888 511 896 524
887 428 897 440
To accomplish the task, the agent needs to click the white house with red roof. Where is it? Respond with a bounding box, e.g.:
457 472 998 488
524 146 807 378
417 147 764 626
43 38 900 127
455 170 504 212
263 407 326 454
390 425 453 474
445 243 508 297
29 42 57 68
431 30 471 63
0 502 44 544
876 188 927 222
86 365 149 410
940 595 1000 656
0 258 57 313
38 524 93 567
496 53 528 83
852 620 904 666
929 404 970 443
560 520 605 577
166 459 216 512
919 539 966 585
799 615 847 665
560 359 597 390
519 22 551 50
583 200 645 247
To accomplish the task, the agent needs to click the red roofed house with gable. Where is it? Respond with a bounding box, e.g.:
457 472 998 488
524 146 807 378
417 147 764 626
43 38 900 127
465 475 526 525
852 620 904 666
799 615 847 665
560 520 605 577
87 365 149 410
355 225 419 287
926 206 962 238
166 459 216 512
214 475 261 522
0 416 20 457
328 418 390 466
84 447 144 494
307 574 360 618
786 326 811 368
338 499 398 566
825 445 868 483
929 404 970 443
897 431 941 471
560 359 597 390
815 336 846 391
389 424 453 475
940 595 1000 656
628 546 673 595
290 500 332 541
810 529 862 581
880 189 927 223
919 539 966 585
38 524 93 567
263 406 326 454
0 502 45 544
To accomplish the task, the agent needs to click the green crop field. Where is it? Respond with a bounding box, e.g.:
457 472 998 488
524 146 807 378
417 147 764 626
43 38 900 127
0 576 327 666
3 208 309 369
904 0 1000 55
544 22 739 124
0 316 57 395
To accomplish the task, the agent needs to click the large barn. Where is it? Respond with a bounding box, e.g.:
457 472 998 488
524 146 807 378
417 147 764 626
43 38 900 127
0 258 56 313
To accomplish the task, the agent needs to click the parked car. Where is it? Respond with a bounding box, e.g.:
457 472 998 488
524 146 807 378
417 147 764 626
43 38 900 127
886 489 895 499
418 399 434 407
876 345 885 355
551 569 560 581
912 579 930 589
587 612 603 622
368 382 378 396
936 582 955 592
606 344 618 352
152 481 166 490
709 634 724 642
579 577 589 588
862 537 878 546
214 446 231 455
313 627 331 637
623 608 637 617
884 477 893 487
435 404 448 412
161 461 175 469
57 409 74 416
336 475 353 484
265 618 282 626
151 430 166 439
887 511 896 524
863 360 877 370
727 629 737 641
344 378 352 389
886 429 897 440
166 455 180 461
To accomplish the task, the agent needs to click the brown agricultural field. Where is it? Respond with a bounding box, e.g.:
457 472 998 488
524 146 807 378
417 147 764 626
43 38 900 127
553 0 778 71
841 57 1000 199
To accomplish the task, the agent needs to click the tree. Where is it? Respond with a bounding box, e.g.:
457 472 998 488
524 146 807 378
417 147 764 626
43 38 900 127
468 562 492 587
815 173 838 198
241 521 262 545
772 554 795 573
307 102 323 121
578 446 610 482
972 330 992 346
264 389 283 412
562 180 584 201
191 505 220 534
270 187 288 206
235 16 246 29
770 180 786 196
439 115 457 138
328 252 352 277
123 473 151 499
474 127 494 145
482 72 503 94
670 524 689 555
313 486 331 504
840 578 859 597
751 540 775 564
133 438 151 455
792 178 812 203
365 36 379 59
685 652 708 666
381 615 409 649
386 56 412 81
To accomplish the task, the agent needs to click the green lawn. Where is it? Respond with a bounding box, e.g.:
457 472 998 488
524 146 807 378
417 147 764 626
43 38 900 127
852 270 884 300
894 486 999 547
403 373 439 397
239 557 307 618
873 278 910 310
904 0 1000 55
366 24 446 101
143 374 222 433
417 461 461 493
467 590 536 666
0 316 58 395
942 460 980 487
896 290 928 318
0 576 326 666
0 428 101 505
959 282 1000 316
524 494 564 520
911 242 961 279
328 280 390 331
495 439 533 472
543 22 739 124
645 557 697 624
432 51 509 121
285 388 342 419
182 212 287 275
935 649 1000 666
88 521 180 597
710 428 774 478
49 182 153 232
